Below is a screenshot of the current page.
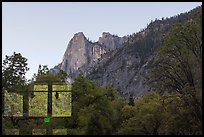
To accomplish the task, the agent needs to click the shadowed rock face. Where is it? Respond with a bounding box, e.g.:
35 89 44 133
54 31 127 83
98 32 127 50
54 28 164 99
50 6 201 99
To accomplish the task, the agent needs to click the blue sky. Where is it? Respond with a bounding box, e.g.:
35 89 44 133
2 2 202 80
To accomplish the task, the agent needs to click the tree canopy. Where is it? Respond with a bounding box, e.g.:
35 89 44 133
2 52 29 93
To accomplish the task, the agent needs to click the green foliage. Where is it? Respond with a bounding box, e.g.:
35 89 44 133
3 6 202 135
35 73 62 83
57 70 68 82
37 64 49 76
34 65 59 83
117 91 202 135
128 93 135 106
29 92 48 116
53 129 67 135
4 129 19 135
148 17 202 94
52 92 71 117
2 52 29 93
117 92 164 135
143 9 202 135
102 83 117 101
4 91 23 116
67 74 126 135
31 65 67 84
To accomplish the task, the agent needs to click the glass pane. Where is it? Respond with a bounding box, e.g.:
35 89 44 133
5 129 19 135
29 92 48 116
52 92 71 117
4 91 23 116
34 84 48 91
32 129 46 135
53 129 67 135
52 84 71 91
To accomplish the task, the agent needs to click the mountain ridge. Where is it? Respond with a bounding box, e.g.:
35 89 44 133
50 5 201 99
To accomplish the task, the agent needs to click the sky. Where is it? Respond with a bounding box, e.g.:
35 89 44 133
2 2 202 80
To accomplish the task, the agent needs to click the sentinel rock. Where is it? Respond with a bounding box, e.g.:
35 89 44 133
59 32 109 82
61 32 88 75
57 32 126 82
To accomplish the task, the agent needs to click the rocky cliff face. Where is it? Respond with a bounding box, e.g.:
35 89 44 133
61 32 89 76
77 18 176 99
50 6 201 99
50 31 127 83
98 32 128 51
